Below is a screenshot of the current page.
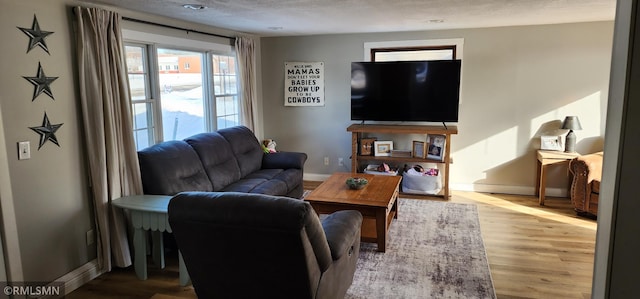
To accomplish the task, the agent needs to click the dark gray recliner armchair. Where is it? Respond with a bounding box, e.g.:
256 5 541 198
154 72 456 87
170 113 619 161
168 191 363 299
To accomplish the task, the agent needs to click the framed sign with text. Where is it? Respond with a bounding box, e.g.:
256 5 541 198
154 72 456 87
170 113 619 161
284 62 324 106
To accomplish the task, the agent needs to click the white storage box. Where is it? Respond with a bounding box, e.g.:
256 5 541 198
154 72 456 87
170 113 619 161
402 169 442 195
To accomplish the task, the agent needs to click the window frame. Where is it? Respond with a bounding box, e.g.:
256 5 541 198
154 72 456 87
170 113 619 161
123 28 239 149
125 42 159 149
370 45 457 61
364 38 464 61
210 53 241 129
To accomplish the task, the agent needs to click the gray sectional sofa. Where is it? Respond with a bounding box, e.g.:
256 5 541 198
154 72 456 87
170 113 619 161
137 126 307 198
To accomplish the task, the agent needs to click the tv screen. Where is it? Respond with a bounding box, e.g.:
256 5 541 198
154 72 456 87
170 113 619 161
350 60 461 122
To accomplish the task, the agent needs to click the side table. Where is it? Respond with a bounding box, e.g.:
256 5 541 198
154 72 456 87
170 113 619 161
112 195 190 286
535 150 581 205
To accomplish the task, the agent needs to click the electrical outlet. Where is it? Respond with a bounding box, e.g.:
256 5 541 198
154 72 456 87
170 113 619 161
86 229 95 246
324 157 329 166
338 157 344 166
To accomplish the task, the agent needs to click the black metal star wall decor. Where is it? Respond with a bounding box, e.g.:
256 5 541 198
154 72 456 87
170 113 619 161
29 112 63 150
17 14 54 54
23 62 58 101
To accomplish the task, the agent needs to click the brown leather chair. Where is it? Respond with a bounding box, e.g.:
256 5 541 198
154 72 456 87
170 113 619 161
569 152 603 217
168 191 363 299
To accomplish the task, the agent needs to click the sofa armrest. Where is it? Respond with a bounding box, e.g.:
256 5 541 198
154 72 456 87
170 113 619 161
570 152 603 183
569 152 603 209
262 152 308 169
321 210 363 260
581 152 603 183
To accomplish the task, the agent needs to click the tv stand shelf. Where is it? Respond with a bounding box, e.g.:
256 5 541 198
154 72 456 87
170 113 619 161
347 124 458 198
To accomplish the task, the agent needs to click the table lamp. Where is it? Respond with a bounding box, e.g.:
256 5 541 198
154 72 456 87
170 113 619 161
561 116 582 153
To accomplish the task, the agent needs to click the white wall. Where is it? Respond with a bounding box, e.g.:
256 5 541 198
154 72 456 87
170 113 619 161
261 21 614 195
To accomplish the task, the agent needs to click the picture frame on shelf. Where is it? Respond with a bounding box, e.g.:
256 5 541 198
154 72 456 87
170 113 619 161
540 135 563 151
374 141 393 156
360 138 377 156
427 134 446 161
412 141 426 158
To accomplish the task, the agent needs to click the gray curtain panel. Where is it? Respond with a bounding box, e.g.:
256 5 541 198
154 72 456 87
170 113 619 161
74 6 143 271
235 36 257 132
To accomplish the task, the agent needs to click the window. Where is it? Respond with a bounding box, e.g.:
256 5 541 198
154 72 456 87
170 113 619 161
364 39 463 62
212 54 239 128
125 44 154 150
157 48 205 141
371 46 456 61
124 42 240 150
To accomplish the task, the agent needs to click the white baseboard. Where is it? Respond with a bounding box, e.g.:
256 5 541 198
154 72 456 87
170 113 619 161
304 172 568 197
303 173 331 182
452 183 568 197
55 259 103 296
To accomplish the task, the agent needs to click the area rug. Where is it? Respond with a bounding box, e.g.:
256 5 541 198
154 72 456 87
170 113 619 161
345 198 496 299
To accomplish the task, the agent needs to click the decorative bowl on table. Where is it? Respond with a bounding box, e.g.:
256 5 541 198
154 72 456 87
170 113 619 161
346 177 368 190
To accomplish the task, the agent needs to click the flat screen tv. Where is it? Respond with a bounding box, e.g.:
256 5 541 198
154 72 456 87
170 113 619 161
350 60 461 122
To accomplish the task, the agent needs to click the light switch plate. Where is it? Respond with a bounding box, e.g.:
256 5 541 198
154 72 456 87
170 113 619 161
18 141 30 160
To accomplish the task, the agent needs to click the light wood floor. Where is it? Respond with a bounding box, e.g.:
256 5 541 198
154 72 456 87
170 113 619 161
68 182 597 299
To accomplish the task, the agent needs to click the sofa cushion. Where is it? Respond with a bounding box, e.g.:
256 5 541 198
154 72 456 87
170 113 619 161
244 168 284 180
217 126 264 178
221 178 288 196
138 140 213 195
221 178 266 193
244 168 303 195
273 169 304 192
185 132 241 191
251 180 289 196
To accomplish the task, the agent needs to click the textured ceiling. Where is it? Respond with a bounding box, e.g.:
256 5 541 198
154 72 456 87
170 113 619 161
79 0 617 37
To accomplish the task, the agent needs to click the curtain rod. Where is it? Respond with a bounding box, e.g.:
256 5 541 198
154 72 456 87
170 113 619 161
122 16 236 41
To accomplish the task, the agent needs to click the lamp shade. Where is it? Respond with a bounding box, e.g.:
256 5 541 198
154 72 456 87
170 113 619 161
561 116 582 131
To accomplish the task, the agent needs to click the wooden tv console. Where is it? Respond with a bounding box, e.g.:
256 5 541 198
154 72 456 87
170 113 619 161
347 124 458 198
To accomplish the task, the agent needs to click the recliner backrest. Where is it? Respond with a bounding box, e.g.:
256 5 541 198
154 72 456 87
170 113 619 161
168 191 333 299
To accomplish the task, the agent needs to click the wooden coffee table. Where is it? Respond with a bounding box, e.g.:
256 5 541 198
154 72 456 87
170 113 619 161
304 172 401 252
